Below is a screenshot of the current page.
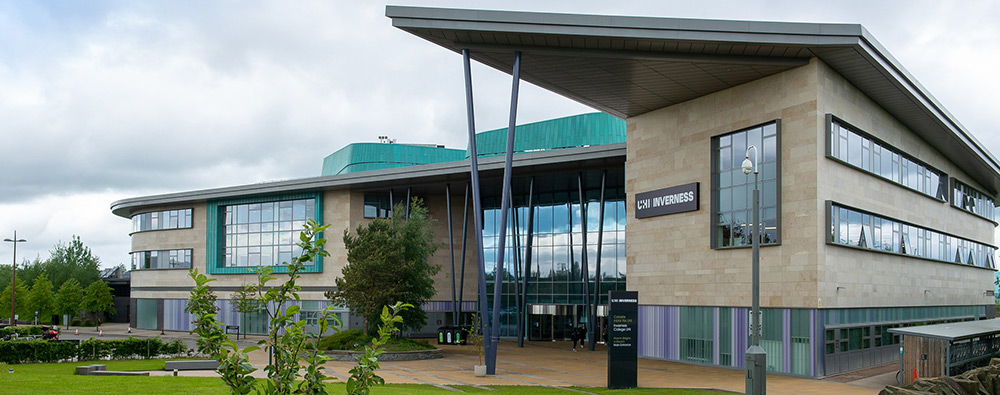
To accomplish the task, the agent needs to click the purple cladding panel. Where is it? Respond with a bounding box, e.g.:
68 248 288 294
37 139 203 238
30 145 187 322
637 305 680 361
163 299 194 332
783 308 792 373
733 307 747 368
712 307 720 365
420 301 478 312
809 309 817 376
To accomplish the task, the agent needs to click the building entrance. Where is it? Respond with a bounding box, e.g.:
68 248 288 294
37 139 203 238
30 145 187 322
528 304 582 341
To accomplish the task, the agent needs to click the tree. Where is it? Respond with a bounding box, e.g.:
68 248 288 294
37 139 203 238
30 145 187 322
187 219 342 394
231 284 264 338
81 280 115 325
27 274 55 324
0 280 31 322
43 236 101 289
55 278 84 325
328 198 440 336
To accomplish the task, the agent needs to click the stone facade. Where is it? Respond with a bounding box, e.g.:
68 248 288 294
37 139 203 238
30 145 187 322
626 58 994 311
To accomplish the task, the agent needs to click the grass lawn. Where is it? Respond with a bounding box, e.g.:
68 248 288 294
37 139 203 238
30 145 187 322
0 360 728 394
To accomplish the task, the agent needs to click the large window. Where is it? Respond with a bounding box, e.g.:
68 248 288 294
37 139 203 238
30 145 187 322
951 178 996 222
712 121 780 248
132 249 192 270
363 193 409 218
223 198 315 268
827 201 996 269
827 115 947 201
132 209 192 232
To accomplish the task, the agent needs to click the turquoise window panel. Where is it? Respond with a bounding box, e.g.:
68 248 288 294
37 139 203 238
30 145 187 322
206 192 324 275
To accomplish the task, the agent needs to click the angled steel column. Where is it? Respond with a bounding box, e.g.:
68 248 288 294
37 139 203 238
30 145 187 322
458 183 470 325
577 172 590 341
520 177 535 348
462 49 490 366
446 183 458 323
488 50 521 375
389 189 394 219
406 187 412 218
510 190 523 347
589 170 606 351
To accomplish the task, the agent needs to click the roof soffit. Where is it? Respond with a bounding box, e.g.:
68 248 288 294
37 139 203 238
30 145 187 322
387 6 1000 197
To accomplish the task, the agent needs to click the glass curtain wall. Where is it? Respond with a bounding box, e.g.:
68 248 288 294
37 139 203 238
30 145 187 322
483 169 627 337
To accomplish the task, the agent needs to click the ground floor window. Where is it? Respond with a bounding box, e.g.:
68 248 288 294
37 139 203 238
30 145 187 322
136 299 158 330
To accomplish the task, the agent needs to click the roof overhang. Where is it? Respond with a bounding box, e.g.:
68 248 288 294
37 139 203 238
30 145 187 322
386 6 1000 198
110 143 626 218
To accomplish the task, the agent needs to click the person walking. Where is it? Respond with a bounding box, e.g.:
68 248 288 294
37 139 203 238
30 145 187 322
572 323 587 351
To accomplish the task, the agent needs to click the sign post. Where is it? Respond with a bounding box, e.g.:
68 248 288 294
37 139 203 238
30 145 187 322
607 291 638 389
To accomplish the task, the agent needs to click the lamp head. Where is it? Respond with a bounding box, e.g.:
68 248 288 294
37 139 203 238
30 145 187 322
741 156 753 175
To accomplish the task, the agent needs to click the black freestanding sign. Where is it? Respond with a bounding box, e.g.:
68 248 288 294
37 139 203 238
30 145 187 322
607 290 638 389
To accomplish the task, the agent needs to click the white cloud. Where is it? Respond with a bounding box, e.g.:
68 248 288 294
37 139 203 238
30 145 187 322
0 0 998 267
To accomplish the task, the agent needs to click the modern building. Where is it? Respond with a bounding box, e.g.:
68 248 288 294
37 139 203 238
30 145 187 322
111 7 999 378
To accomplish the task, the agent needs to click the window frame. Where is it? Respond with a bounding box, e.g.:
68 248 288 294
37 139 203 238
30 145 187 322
825 114 948 202
710 119 782 249
950 177 998 224
131 208 194 234
825 200 996 269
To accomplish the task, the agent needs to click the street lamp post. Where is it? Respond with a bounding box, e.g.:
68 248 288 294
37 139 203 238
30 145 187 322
5 231 27 327
742 146 766 395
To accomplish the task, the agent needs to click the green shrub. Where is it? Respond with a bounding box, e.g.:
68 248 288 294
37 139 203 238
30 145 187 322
0 340 78 364
316 329 434 352
317 329 368 351
0 337 186 364
0 326 44 338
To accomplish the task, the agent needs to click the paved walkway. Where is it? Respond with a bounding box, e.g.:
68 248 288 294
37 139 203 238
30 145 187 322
68 323 897 394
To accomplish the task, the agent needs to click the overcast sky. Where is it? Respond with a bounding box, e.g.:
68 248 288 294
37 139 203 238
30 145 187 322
0 1 998 269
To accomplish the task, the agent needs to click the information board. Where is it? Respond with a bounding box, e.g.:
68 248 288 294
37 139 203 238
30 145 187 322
607 290 638 389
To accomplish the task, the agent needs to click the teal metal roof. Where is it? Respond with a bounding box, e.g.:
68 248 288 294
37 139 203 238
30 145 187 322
320 113 625 176
473 113 624 157
321 143 465 176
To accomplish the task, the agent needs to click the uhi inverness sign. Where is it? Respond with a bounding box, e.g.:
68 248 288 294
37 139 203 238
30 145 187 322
634 182 699 219
607 291 638 389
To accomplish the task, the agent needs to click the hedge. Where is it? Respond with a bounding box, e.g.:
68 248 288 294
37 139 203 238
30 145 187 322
0 325 44 338
0 337 187 364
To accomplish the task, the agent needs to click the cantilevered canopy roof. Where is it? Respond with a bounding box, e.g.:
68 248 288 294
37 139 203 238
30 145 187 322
386 6 1000 198
889 319 1000 342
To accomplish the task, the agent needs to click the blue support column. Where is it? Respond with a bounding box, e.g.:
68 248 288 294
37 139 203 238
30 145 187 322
487 50 522 375
462 49 490 369
458 183 470 325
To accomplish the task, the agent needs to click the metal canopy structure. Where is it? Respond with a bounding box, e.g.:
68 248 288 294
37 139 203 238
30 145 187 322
890 319 1000 384
386 6 1000 198
889 319 1000 342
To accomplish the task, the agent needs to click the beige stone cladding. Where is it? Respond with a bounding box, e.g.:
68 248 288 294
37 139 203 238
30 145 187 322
626 58 823 309
626 56 995 312
423 191 482 305
131 202 208 301
815 60 995 309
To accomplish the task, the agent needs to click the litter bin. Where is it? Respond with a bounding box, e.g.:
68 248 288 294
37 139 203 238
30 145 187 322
445 326 454 344
454 326 466 345
437 327 447 345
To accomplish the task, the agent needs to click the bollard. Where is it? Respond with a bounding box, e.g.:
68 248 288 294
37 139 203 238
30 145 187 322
173 369 178 377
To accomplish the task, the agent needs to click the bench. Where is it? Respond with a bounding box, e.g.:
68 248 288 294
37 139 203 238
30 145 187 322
164 360 219 371
225 325 241 340
75 365 106 375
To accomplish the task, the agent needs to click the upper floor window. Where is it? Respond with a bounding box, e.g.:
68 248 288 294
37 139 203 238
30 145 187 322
132 209 193 232
223 198 315 268
828 201 995 269
951 178 996 222
363 193 415 218
712 121 780 248
132 249 192 270
827 115 947 201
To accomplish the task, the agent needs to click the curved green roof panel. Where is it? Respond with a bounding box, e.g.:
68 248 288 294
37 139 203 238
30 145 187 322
472 112 625 157
320 113 624 176
322 143 465 176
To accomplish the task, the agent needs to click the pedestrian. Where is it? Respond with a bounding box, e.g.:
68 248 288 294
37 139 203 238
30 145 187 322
572 323 587 351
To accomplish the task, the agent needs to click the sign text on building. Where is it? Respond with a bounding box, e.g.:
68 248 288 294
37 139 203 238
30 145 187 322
634 182 699 218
